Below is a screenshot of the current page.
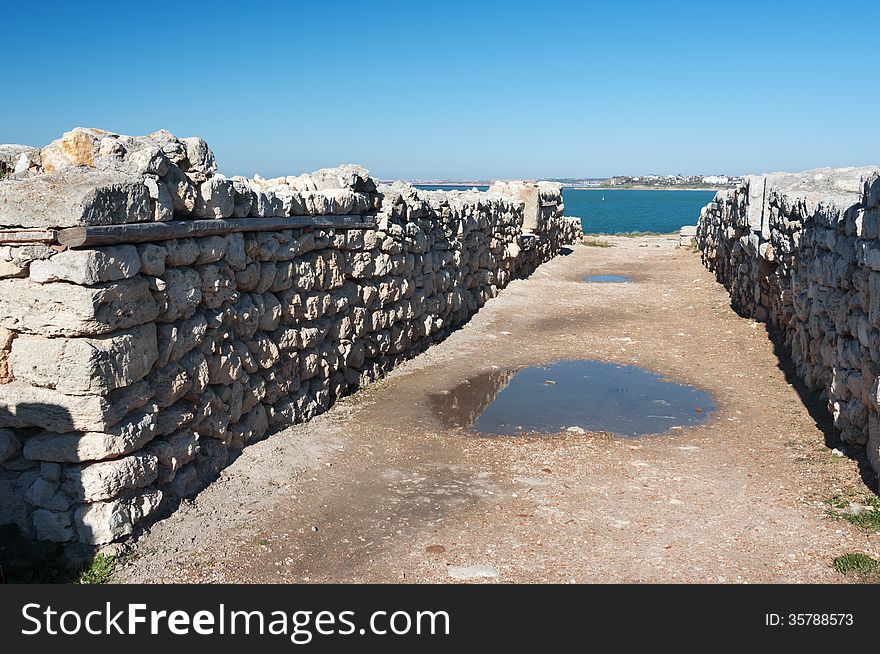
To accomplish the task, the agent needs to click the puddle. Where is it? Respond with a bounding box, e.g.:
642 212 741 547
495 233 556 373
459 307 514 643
432 360 714 437
582 274 631 283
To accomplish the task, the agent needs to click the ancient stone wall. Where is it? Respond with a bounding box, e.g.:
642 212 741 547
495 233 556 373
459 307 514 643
0 128 581 546
696 167 880 477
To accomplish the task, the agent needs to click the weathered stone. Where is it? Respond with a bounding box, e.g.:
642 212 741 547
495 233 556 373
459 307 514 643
0 380 151 432
195 235 228 264
0 427 21 462
23 410 156 463
137 243 167 277
73 488 162 544
11 324 157 395
32 508 74 542
29 245 141 285
193 178 234 219
864 171 880 209
165 238 200 266
149 363 191 408
163 164 197 215
156 314 207 367
231 179 255 218
63 453 158 502
158 268 203 322
0 169 151 229
181 137 216 181
144 175 174 221
39 128 108 172
0 326 12 384
25 477 71 511
0 277 158 337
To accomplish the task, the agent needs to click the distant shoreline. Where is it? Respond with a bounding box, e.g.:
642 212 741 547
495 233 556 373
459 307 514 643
408 183 728 192
567 186 727 192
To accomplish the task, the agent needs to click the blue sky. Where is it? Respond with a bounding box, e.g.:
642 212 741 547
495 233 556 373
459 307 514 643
1 1 878 179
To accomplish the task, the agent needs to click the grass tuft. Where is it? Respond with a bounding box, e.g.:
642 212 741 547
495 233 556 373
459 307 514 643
581 237 613 248
833 553 880 577
76 554 117 584
826 494 880 531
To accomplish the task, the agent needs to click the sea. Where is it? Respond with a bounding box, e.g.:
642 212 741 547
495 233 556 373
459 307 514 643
414 186 717 235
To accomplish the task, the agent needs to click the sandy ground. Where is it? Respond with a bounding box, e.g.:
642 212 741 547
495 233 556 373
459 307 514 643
116 235 879 584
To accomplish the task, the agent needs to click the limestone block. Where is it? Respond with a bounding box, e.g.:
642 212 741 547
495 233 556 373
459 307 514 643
23 410 156 463
144 175 174 221
235 262 260 291
206 344 246 385
162 164 197 215
231 179 254 218
258 293 282 331
0 277 159 337
226 232 247 271
73 488 162 544
149 363 191 408
228 404 268 448
198 263 238 308
0 380 151 432
32 508 74 542
0 326 13 383
24 477 71 511
195 235 228 264
165 238 200 266
137 244 167 277
63 452 158 502
156 314 207 367
0 169 152 229
247 333 280 369
181 137 216 181
155 401 196 437
157 268 202 322
146 428 199 484
10 323 157 395
864 171 880 209
193 178 234 219
38 128 107 172
0 427 21 462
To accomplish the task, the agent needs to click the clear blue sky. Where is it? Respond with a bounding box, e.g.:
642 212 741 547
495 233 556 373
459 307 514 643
1 1 878 179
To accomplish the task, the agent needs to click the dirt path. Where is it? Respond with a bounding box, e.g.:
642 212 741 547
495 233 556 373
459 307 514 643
117 235 879 584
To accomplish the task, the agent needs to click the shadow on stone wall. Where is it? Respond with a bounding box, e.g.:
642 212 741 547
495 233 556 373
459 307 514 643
0 402 95 582
762 324 879 493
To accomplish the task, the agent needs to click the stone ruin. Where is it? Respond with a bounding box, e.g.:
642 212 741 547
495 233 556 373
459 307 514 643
0 128 582 549
696 167 880 478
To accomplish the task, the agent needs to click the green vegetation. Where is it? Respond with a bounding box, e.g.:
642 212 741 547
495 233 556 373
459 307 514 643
833 553 880 578
826 494 880 531
2 553 120 584
581 237 613 248
76 554 118 584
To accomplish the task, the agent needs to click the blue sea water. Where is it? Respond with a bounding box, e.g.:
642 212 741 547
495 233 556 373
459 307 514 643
564 189 716 235
414 186 716 235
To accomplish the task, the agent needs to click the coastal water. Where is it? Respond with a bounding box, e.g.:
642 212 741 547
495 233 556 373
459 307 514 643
415 186 716 235
564 189 716 235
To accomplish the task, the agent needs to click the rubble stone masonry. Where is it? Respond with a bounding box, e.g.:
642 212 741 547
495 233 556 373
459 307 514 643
0 128 581 546
697 167 880 479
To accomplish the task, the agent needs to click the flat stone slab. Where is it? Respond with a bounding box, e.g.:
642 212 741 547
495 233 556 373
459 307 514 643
0 169 151 229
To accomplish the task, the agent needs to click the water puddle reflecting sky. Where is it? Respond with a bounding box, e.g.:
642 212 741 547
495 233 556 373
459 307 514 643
432 360 713 437
582 274 632 283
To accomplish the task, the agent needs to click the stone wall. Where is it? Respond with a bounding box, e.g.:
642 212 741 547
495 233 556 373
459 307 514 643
0 128 581 546
696 167 880 478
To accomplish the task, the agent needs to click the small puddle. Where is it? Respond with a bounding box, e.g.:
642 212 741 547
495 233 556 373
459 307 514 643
432 360 713 437
582 274 631 283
